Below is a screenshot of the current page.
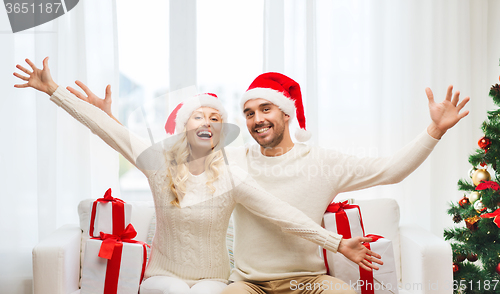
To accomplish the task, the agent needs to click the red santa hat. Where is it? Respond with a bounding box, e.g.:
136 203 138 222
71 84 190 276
165 93 227 135
240 72 311 142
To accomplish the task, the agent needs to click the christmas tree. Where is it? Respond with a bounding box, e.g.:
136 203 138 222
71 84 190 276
444 74 500 294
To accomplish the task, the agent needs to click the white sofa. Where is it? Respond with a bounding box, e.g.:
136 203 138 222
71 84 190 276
32 198 452 294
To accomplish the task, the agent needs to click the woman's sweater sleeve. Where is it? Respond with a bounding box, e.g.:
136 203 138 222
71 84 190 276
50 86 157 177
230 166 343 253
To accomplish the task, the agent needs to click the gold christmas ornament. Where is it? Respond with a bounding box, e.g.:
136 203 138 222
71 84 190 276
468 191 481 204
472 169 491 186
465 216 481 231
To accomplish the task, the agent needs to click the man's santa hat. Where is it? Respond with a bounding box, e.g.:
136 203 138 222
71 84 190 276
165 93 227 135
240 72 311 142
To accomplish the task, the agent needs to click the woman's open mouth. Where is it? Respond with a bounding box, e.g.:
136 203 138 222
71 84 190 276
196 130 213 139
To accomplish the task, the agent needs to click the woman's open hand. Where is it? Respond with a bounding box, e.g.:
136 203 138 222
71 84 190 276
337 236 383 271
67 81 122 125
14 57 58 96
67 81 113 117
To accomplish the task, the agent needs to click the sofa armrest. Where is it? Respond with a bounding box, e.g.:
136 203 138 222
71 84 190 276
400 224 452 294
32 224 82 294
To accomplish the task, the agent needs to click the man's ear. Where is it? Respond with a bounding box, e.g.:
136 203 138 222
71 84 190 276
283 112 291 123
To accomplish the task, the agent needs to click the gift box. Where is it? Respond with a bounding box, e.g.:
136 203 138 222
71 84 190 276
89 188 132 237
322 201 365 275
323 200 365 239
325 234 399 294
81 224 148 294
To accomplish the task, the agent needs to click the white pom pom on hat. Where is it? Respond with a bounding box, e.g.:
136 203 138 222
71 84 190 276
165 93 227 135
240 72 312 142
295 128 312 142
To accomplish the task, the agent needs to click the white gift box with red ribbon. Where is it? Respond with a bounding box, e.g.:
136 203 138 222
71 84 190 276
325 235 399 294
89 188 132 238
322 200 365 276
81 224 148 294
323 201 365 240
323 201 399 294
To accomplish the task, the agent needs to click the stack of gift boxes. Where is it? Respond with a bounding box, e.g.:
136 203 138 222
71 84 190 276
323 201 399 294
80 188 149 294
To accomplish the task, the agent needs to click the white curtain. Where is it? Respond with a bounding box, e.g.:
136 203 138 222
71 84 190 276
0 0 119 292
265 0 500 236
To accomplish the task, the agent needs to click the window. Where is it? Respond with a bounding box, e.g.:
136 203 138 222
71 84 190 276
116 0 263 200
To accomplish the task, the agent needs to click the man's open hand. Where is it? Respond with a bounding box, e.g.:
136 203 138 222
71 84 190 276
426 85 470 139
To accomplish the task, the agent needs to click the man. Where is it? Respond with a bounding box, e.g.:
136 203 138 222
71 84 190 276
221 72 469 294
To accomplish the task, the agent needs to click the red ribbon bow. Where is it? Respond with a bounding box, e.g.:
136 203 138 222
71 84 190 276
92 223 149 294
102 188 116 201
480 208 500 228
326 200 354 213
89 188 127 237
363 234 384 244
97 223 138 259
325 201 366 238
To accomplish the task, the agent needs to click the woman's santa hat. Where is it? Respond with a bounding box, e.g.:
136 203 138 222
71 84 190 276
240 72 312 142
165 93 227 135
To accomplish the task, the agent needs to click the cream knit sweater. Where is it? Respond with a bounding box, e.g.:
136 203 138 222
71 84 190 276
50 87 344 286
228 130 439 282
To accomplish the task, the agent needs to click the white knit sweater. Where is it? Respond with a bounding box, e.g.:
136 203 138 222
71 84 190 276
49 87 344 286
227 130 439 282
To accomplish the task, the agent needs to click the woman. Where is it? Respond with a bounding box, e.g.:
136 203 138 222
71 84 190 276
14 57 380 294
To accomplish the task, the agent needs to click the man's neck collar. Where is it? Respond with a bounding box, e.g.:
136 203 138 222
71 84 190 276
260 143 295 157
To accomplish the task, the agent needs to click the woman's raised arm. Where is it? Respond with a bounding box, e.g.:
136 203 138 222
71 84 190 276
14 57 158 178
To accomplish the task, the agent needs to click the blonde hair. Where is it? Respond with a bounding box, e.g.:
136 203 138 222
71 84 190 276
163 125 225 208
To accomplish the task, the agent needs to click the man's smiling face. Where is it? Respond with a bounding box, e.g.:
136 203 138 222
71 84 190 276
243 98 290 148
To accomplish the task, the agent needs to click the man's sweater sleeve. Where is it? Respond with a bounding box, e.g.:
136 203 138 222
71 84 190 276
230 166 343 253
333 130 439 193
50 86 156 177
